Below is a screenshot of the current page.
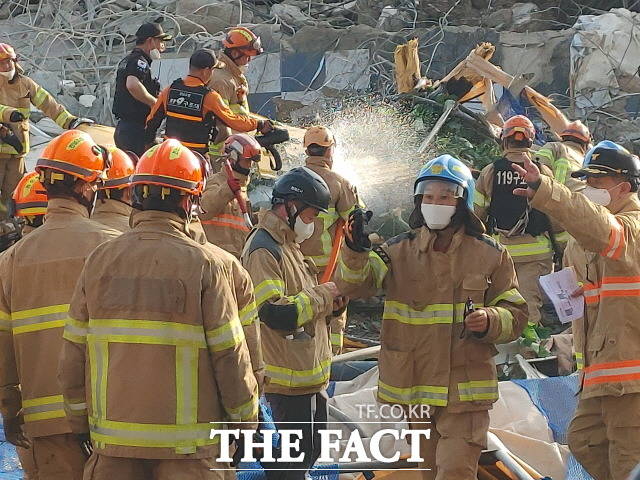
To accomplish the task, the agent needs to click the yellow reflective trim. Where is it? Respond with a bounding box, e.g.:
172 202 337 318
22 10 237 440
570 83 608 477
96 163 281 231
254 279 285 307
383 301 479 326
488 288 526 306
338 251 388 288
555 231 571 243
330 332 343 347
22 394 64 408
63 317 88 344
474 189 488 207
24 410 66 422
458 379 499 402
32 87 49 107
54 110 73 128
554 157 570 184
493 307 514 343
265 358 331 388
535 148 554 165
90 418 221 449
501 236 552 257
226 394 259 422
0 310 10 332
575 352 584 370
13 319 66 334
11 304 69 320
175 344 199 454
291 292 313 327
239 302 258 327
205 317 245 352
378 380 448 406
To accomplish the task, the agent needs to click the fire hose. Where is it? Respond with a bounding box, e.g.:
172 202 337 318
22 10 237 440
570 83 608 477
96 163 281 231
255 126 290 171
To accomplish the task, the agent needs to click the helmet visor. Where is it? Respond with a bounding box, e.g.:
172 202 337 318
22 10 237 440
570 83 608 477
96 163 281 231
240 36 263 55
415 179 464 201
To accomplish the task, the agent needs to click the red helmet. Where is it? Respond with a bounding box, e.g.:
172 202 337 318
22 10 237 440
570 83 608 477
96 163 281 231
561 120 591 144
131 140 209 196
0 43 16 61
224 133 261 163
222 27 263 56
501 115 535 142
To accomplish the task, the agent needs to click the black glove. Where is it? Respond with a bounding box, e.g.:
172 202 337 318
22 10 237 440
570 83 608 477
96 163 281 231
9 111 25 123
345 208 373 252
76 433 93 458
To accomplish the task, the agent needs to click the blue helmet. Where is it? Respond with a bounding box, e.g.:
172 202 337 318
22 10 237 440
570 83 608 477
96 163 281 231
414 155 475 210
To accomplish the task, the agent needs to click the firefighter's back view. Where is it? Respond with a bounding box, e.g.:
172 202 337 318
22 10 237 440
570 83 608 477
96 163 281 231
59 139 258 479
0 130 119 479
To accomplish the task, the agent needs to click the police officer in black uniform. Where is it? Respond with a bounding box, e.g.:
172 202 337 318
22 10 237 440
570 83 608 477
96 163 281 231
112 22 171 156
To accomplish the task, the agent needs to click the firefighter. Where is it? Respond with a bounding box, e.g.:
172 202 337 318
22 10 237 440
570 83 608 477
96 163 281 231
112 22 170 155
11 171 48 236
0 43 90 219
208 26 263 159
298 126 361 354
0 130 118 479
145 49 273 156
535 120 591 191
513 140 640 480
200 133 261 257
475 115 555 325
241 167 346 479
91 146 136 232
59 139 259 479
336 155 527 480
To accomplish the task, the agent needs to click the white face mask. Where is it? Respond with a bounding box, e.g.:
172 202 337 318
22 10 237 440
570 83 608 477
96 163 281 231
0 68 15 79
149 48 161 60
294 216 315 243
582 182 625 207
421 204 456 230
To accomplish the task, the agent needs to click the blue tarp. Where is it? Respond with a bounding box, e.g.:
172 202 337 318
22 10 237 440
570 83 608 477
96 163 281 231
514 374 594 480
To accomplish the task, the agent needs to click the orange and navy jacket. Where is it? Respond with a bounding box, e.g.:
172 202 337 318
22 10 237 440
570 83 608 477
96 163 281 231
531 174 640 399
145 75 258 152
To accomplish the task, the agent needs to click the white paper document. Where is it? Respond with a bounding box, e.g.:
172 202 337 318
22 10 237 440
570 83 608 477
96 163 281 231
538 267 584 324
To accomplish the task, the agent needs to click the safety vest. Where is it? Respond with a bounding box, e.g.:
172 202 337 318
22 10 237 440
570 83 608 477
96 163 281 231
488 157 549 236
165 79 214 154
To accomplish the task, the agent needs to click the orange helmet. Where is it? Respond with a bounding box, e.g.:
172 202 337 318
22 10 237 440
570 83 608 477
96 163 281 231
222 27 263 56
225 133 262 163
561 120 591 143
12 172 47 217
0 43 16 61
501 115 535 142
101 146 136 189
36 130 109 183
131 139 208 196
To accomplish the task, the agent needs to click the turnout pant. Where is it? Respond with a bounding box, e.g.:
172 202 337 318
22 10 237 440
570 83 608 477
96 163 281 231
114 119 147 157
514 258 552 325
568 392 640 480
0 154 25 219
264 391 327 479
82 454 225 479
406 405 489 480
16 432 85 480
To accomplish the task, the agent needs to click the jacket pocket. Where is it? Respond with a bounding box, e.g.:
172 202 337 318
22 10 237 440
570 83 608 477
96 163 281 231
379 347 414 392
462 274 489 305
587 332 606 360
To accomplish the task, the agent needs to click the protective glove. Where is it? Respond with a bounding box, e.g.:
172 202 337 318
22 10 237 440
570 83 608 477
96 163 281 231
345 208 373 252
9 111 25 123
0 124 23 154
68 117 95 129
3 415 30 449
76 432 93 458
256 119 274 135
227 175 242 194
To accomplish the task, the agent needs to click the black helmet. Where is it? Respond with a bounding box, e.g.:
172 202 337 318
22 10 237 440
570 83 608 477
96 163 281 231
272 167 330 212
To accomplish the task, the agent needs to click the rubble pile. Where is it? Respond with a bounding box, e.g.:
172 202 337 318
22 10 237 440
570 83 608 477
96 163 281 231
0 0 637 147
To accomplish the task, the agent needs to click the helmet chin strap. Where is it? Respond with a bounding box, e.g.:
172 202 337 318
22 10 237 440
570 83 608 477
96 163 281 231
285 202 300 230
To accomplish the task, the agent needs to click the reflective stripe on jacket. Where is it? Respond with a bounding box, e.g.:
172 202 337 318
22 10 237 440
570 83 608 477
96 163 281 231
336 227 527 411
200 170 251 258
59 210 258 459
0 75 75 156
0 199 119 437
531 175 640 398
241 211 335 395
